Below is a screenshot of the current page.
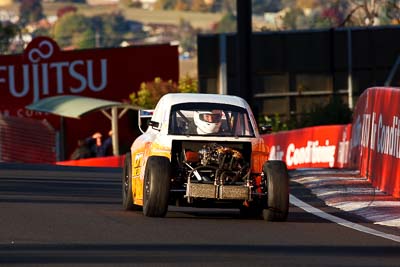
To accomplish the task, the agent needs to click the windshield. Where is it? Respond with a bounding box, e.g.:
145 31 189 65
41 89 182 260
169 103 255 137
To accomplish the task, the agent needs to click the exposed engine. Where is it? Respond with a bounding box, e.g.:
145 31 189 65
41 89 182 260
198 143 243 170
184 143 249 185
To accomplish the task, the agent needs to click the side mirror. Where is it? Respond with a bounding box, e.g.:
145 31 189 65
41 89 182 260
148 120 161 131
138 109 154 133
259 124 272 134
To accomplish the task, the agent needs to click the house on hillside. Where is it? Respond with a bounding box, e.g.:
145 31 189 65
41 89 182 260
263 8 290 30
87 0 118 6
135 0 157 10
87 0 156 9
0 10 18 23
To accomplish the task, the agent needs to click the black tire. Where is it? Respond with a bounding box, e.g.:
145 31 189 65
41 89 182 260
262 160 289 221
143 156 171 217
122 153 141 211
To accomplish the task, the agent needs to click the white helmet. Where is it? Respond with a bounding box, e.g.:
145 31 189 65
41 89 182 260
194 110 222 134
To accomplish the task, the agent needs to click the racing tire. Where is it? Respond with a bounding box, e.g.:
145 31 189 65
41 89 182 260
122 153 141 211
262 160 289 222
143 156 171 217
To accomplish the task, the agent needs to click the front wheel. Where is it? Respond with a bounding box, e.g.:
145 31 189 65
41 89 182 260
122 153 141 211
262 160 289 221
143 156 171 217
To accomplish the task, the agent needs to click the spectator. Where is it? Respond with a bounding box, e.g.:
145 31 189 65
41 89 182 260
70 139 92 160
85 130 113 157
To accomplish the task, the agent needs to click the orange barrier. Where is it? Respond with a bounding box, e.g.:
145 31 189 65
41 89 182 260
56 154 126 168
350 87 400 198
262 124 352 170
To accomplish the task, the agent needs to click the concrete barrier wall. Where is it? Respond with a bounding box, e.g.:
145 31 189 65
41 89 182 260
262 124 352 170
350 87 400 198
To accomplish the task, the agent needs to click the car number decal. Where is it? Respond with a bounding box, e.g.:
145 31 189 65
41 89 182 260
132 152 143 177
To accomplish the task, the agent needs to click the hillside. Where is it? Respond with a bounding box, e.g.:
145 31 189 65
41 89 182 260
6 2 223 30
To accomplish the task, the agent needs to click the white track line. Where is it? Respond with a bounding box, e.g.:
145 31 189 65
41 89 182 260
290 194 400 243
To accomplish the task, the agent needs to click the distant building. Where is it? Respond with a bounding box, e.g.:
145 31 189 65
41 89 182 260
132 0 157 10
0 10 18 23
198 27 400 122
87 0 156 9
263 8 289 30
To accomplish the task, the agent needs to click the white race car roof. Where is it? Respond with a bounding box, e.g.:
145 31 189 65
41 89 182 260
150 93 256 135
157 93 250 109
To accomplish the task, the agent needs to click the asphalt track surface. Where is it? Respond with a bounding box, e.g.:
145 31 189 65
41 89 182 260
1 163 400 266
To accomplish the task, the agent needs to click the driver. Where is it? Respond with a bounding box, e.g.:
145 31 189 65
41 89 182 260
193 110 222 134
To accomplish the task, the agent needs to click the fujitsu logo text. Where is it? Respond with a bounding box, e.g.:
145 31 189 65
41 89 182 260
0 40 108 103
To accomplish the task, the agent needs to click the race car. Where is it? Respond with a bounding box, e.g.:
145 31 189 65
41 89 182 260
122 93 289 221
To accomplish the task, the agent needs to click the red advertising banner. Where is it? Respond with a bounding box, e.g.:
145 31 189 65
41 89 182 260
350 87 400 197
262 124 352 170
0 37 179 159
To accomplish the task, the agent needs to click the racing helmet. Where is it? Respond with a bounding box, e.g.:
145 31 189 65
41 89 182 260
194 110 222 134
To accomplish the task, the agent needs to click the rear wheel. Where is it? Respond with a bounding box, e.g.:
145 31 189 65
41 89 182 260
262 160 289 221
143 156 171 217
122 153 141 211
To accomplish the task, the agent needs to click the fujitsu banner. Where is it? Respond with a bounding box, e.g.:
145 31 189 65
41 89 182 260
350 87 400 197
0 36 178 159
262 124 352 170
0 36 179 118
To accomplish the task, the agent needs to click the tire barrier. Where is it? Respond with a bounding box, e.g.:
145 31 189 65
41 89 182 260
0 116 56 164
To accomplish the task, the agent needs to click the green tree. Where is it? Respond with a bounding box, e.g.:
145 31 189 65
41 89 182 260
300 95 352 127
53 11 131 49
75 28 96 49
177 18 198 53
216 0 235 13
19 0 44 26
130 76 198 108
384 0 400 24
31 27 51 39
155 0 176 10
53 13 94 49
282 7 306 30
262 113 289 132
92 12 130 48
178 75 198 93
130 77 178 108
0 22 19 54
216 11 236 33
120 0 140 7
